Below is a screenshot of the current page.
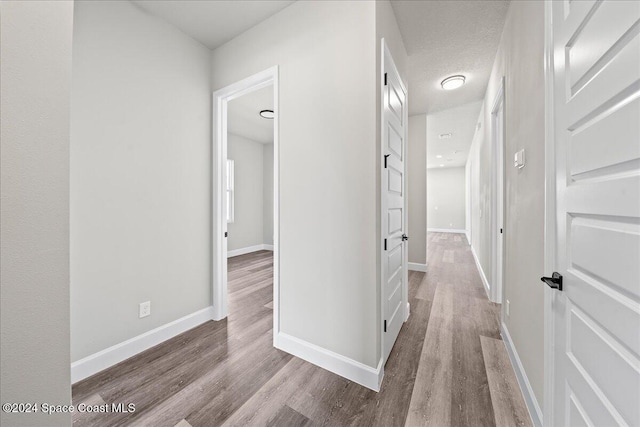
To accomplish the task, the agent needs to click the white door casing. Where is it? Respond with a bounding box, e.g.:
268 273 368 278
492 78 505 304
381 40 408 364
546 1 640 426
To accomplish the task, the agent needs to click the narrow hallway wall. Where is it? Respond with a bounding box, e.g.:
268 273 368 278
466 0 546 419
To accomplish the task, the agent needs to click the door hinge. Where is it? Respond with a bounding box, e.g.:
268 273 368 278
384 154 390 168
224 231 228 238
384 320 387 332
384 239 387 251
384 73 387 86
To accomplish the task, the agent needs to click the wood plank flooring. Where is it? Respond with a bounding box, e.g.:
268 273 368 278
72 235 531 427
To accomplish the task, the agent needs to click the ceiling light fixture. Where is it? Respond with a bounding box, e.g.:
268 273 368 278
259 109 274 119
440 75 466 90
439 164 445 167
439 133 452 139
436 155 443 159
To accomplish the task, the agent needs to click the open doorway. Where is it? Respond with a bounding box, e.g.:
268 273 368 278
212 68 279 345
225 84 275 331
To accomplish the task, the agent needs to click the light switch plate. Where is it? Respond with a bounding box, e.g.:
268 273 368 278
514 149 525 169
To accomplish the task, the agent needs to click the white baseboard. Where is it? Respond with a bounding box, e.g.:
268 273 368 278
427 228 466 234
71 306 215 384
471 245 491 299
501 323 543 427
408 262 427 272
228 243 273 257
275 332 383 392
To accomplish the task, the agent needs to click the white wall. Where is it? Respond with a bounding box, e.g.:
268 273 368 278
263 143 274 246
427 167 466 231
408 115 427 265
466 0 546 409
211 0 380 367
227 134 266 251
0 2 74 425
70 0 212 361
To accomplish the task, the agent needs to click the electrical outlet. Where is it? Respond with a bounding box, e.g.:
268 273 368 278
506 299 510 317
139 301 151 318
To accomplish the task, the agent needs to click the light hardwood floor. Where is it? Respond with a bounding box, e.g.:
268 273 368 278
72 234 531 427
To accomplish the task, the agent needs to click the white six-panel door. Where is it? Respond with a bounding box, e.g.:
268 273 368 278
549 1 640 425
382 42 408 364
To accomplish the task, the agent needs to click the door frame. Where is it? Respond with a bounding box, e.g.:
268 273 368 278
379 38 409 367
543 1 557 424
211 66 280 346
491 77 505 304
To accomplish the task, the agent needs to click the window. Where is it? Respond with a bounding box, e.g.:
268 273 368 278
226 159 234 223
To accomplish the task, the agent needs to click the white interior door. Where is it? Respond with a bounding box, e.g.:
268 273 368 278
382 43 408 364
549 1 640 425
496 99 504 303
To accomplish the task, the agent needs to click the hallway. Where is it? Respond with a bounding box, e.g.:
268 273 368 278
71 234 530 426
406 233 530 426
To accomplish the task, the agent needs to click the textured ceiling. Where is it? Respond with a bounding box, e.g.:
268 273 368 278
426 101 482 169
391 0 509 114
228 86 274 144
133 0 295 50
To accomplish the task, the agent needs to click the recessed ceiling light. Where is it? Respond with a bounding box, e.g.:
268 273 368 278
441 75 466 90
259 109 274 119
439 164 445 167
439 133 452 139
436 155 443 159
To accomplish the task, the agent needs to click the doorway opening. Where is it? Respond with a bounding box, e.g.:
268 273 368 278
212 67 279 346
491 77 505 304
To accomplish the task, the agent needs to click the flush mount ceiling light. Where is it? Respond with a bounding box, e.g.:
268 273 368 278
259 109 274 119
440 75 466 90
439 133 452 139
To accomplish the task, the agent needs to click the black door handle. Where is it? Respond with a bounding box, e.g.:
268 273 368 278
402 234 409 241
541 272 562 291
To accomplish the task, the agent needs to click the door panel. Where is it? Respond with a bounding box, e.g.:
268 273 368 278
388 208 402 234
568 306 639 424
570 97 640 176
382 45 407 364
566 1 639 95
388 125 403 160
387 166 403 195
551 1 640 425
